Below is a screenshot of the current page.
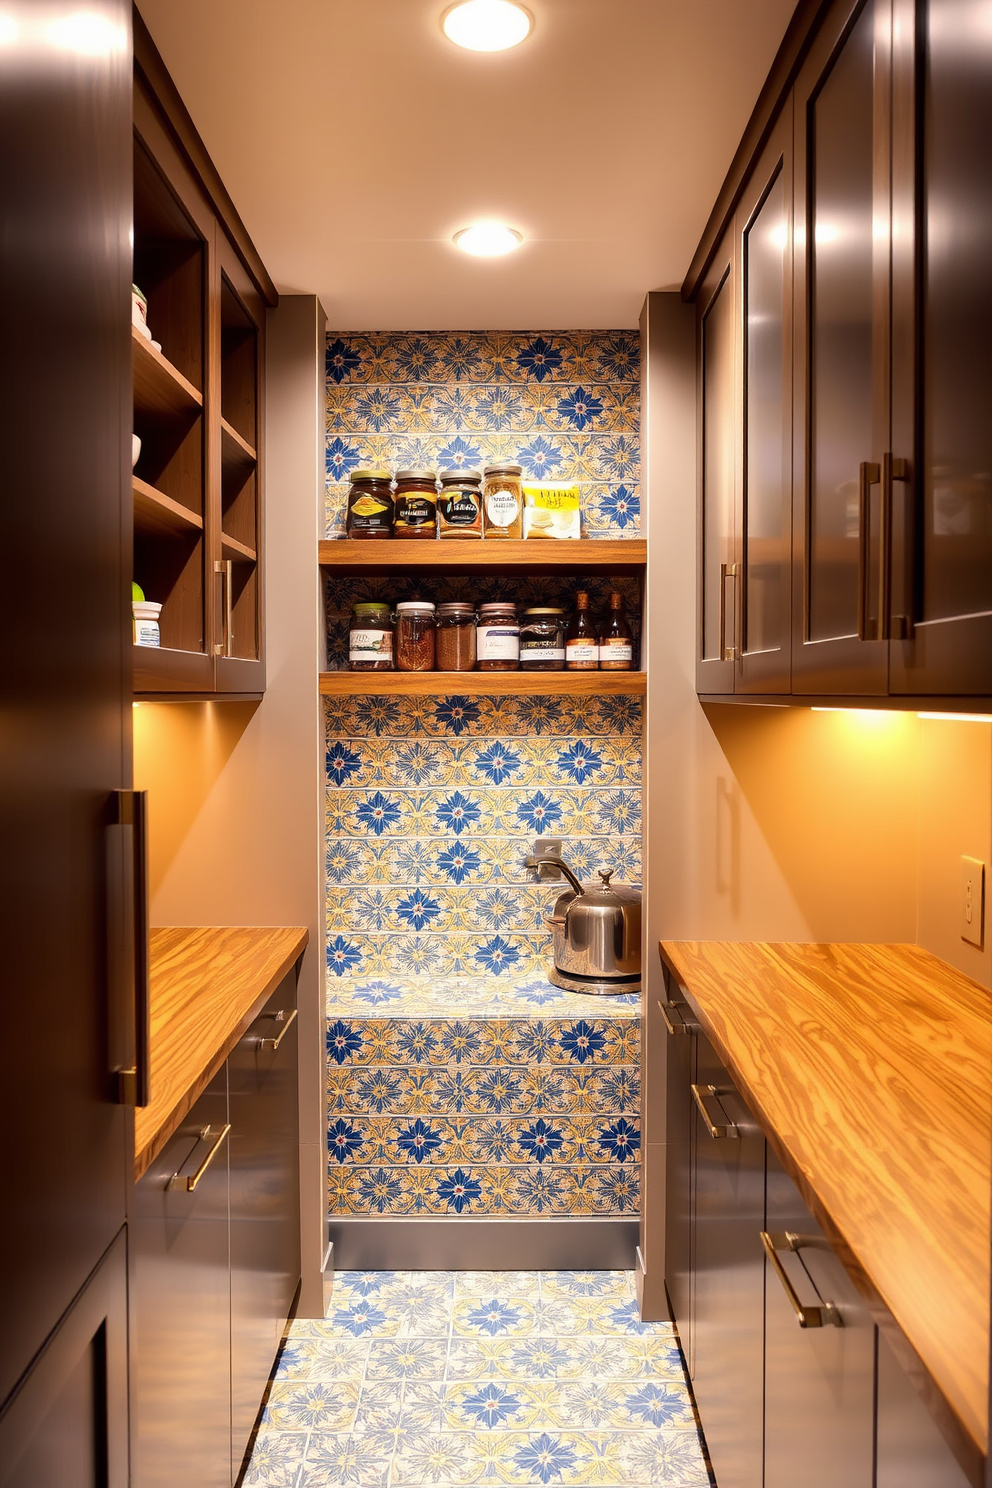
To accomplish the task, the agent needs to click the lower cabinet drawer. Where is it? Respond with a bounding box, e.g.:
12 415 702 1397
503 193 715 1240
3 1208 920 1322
763 1149 874 1488
132 1069 231 1488
875 1330 973 1488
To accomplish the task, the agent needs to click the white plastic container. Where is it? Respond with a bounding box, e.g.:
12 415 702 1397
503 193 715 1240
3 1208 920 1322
132 601 162 648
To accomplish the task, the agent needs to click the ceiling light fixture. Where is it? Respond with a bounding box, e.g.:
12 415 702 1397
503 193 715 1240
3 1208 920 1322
453 222 523 257
442 0 533 52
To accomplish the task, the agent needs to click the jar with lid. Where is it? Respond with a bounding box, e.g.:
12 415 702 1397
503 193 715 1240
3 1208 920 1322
393 469 438 539
348 601 393 671
482 463 523 539
436 603 477 671
437 468 483 539
477 602 519 670
395 601 436 671
519 607 566 670
346 468 394 539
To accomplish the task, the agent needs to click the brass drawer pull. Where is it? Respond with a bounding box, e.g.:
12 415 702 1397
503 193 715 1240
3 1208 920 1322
259 1007 298 1052
658 999 689 1036
169 1123 231 1193
691 1082 739 1139
761 1230 842 1329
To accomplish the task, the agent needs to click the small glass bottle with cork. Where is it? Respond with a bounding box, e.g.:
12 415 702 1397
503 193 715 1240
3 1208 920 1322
565 591 599 670
599 591 635 670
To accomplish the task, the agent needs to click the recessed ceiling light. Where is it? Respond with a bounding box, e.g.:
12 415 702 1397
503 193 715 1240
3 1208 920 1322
442 0 533 52
453 222 523 257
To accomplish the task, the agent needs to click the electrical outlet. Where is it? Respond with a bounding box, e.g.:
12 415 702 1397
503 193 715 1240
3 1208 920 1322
531 838 563 880
960 856 986 948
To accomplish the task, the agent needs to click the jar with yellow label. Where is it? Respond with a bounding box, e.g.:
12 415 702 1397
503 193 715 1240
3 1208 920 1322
346 468 394 539
393 469 438 539
482 463 523 539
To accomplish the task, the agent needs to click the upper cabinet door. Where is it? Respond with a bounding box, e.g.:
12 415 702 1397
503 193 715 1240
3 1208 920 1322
889 0 992 696
738 109 794 693
696 237 739 694
792 0 893 694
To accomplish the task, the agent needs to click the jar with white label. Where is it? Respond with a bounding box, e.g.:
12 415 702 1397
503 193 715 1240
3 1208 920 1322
482 463 523 539
133 600 162 647
477 602 519 671
519 607 566 671
348 601 393 670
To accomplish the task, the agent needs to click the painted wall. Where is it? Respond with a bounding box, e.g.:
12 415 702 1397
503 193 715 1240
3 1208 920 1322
638 291 992 1316
133 295 328 1314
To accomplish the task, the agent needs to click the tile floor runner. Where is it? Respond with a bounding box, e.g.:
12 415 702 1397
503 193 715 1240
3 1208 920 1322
326 979 641 1219
244 1270 709 1487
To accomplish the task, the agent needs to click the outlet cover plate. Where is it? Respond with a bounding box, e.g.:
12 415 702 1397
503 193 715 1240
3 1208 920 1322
960 856 986 948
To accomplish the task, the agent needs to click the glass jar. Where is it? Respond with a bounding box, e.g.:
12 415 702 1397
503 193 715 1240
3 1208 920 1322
395 601 436 671
348 601 393 671
437 468 483 539
436 602 477 671
393 468 438 539
477 602 519 671
346 468 394 539
519 607 566 670
482 463 523 539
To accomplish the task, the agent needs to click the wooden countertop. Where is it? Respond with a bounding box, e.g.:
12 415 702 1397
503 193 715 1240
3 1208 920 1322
134 925 308 1182
660 940 992 1469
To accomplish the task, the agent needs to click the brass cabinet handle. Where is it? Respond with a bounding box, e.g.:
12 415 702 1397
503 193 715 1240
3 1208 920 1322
658 999 690 1036
110 789 151 1108
880 453 909 640
259 1007 298 1052
761 1230 842 1328
169 1123 231 1192
857 461 881 641
214 559 233 657
719 562 739 661
691 1082 739 1139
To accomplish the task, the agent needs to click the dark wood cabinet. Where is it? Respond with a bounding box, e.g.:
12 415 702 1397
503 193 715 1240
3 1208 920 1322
230 978 301 1479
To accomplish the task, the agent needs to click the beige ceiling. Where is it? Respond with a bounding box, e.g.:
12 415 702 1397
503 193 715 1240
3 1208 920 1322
137 0 796 329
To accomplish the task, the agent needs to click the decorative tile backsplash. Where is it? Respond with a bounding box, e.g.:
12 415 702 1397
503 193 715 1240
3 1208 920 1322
323 330 640 539
325 976 640 1219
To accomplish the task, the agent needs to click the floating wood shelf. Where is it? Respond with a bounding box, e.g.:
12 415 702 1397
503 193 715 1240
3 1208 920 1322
132 325 202 422
221 416 256 484
133 476 203 540
220 531 257 563
319 670 646 697
318 538 646 571
133 642 214 695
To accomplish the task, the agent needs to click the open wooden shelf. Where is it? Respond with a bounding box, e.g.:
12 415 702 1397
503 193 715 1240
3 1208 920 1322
133 475 203 539
221 416 256 483
318 538 646 572
319 670 646 697
132 325 202 422
220 531 257 564
133 642 213 694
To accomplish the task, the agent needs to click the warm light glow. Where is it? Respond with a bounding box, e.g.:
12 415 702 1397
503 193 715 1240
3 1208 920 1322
47 10 127 56
0 12 18 44
918 712 992 724
453 221 523 257
442 0 532 51
811 708 903 728
814 222 839 246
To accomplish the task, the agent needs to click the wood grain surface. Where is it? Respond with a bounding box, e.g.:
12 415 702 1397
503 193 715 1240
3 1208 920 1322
660 940 992 1462
319 670 646 697
318 538 646 571
134 925 308 1182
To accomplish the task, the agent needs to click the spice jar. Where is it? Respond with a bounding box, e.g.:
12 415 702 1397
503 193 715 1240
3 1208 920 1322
519 607 566 670
437 468 483 539
482 463 523 539
477 602 519 671
393 468 438 539
346 468 394 539
395 601 436 671
436 602 477 671
348 601 394 671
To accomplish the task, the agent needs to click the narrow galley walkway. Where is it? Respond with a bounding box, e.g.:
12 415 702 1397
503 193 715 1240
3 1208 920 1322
242 1270 709 1487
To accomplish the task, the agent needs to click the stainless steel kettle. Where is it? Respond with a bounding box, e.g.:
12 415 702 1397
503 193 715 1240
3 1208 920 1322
527 851 642 996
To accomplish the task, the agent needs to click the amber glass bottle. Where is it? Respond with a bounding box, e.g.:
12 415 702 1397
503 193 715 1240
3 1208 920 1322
565 591 599 670
599 591 634 670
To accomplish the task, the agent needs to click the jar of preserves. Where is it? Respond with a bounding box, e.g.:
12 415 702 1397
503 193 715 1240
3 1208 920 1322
436 602 477 671
348 601 393 671
477 602 519 670
395 601 436 671
393 468 438 539
346 468 394 539
519 607 566 670
437 468 483 538
482 463 523 539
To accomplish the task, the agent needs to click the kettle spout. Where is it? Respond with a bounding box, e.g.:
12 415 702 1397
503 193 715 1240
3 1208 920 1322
523 852 585 898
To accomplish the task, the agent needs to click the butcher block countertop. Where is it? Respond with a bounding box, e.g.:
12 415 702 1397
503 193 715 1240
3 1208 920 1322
660 940 992 1468
134 925 308 1182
